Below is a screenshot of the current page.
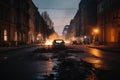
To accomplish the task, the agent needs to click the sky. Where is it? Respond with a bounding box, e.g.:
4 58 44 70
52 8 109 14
32 0 81 36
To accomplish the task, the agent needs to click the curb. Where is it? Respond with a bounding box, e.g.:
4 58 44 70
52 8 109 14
88 46 120 52
0 45 34 53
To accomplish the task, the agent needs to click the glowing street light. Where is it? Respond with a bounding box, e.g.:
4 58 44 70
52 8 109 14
92 28 99 43
37 33 42 41
93 29 99 34
38 33 42 37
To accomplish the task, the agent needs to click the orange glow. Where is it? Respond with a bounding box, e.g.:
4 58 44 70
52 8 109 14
65 40 70 43
84 57 102 64
84 57 110 70
4 30 8 41
64 40 70 45
48 33 59 39
45 40 53 45
45 32 59 45
44 32 71 46
37 33 42 41
38 33 42 37
110 29 115 42
90 49 103 57
93 29 99 34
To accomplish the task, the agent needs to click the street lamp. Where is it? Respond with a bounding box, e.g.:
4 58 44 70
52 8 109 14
93 28 99 43
93 29 99 34
37 33 42 41
38 33 42 37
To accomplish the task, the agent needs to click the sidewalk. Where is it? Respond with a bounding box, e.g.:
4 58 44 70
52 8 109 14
88 44 120 52
0 44 35 53
69 44 120 52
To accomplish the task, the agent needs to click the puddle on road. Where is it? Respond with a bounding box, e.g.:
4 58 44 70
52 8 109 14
48 50 98 80
32 61 54 80
30 49 97 80
83 57 112 70
1 48 116 80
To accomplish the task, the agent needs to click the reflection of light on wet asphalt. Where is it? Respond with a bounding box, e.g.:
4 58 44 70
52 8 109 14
94 64 111 70
89 49 103 58
84 57 102 64
33 60 54 79
83 57 110 70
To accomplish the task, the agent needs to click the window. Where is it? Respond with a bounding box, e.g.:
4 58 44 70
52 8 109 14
19 33 21 41
4 29 8 41
15 32 17 41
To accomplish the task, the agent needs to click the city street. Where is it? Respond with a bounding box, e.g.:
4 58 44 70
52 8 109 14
1 0 120 80
0 45 120 80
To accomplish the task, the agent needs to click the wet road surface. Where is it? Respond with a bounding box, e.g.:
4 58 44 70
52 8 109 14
0 46 120 80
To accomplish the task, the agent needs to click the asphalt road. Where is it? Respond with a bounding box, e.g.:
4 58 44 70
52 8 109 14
69 45 120 80
0 45 120 80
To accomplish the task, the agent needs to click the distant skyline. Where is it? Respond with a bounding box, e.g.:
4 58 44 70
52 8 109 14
32 0 80 36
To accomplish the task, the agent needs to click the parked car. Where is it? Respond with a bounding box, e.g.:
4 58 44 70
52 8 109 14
52 39 65 49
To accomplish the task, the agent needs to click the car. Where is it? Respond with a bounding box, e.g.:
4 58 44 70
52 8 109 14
52 39 65 49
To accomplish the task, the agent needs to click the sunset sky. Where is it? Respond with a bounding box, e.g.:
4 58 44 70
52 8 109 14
32 0 80 36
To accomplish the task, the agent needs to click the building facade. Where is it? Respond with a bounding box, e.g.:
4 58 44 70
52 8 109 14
69 0 120 45
41 11 55 39
97 0 120 45
41 11 54 30
80 0 97 43
28 0 37 44
0 0 30 46
0 0 53 46
62 25 70 40
67 0 97 43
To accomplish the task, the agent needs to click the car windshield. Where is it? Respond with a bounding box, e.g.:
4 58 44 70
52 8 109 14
54 39 64 43
0 0 120 80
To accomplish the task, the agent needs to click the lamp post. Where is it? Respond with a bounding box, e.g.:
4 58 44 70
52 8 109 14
93 28 99 44
37 33 42 41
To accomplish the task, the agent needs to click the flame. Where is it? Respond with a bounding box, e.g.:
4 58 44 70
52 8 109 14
45 32 59 45
64 40 70 44
44 32 71 46
45 40 53 45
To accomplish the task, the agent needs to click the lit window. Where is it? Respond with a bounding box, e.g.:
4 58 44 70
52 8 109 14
4 30 7 41
15 32 17 41
110 29 115 42
19 33 21 41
